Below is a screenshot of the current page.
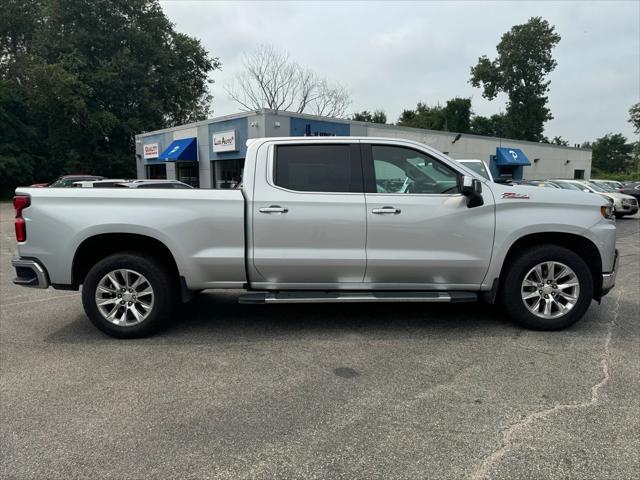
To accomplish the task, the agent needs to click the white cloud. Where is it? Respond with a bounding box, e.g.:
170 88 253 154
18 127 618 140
160 0 639 143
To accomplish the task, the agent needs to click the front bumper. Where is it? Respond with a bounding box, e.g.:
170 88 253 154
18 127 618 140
618 202 638 214
601 249 618 296
11 258 50 289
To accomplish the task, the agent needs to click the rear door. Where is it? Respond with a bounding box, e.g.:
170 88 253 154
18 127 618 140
362 141 495 287
251 142 367 287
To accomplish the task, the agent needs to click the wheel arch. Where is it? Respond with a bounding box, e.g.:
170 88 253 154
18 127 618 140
71 233 181 291
490 232 603 302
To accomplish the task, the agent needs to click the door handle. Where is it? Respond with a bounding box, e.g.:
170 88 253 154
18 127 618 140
372 206 401 215
259 205 288 214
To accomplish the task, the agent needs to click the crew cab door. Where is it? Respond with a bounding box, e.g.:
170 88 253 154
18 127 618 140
362 141 495 287
250 141 366 288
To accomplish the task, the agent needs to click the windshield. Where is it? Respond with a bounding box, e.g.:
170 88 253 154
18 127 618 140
460 161 490 180
585 182 608 193
554 181 584 191
591 182 616 192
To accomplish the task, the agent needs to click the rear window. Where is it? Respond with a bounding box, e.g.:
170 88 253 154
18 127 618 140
274 144 361 193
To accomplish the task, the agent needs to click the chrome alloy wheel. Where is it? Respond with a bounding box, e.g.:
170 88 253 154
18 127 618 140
521 261 580 319
95 269 154 326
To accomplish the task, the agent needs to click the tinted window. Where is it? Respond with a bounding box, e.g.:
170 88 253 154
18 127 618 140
371 146 459 194
275 144 361 193
138 183 171 189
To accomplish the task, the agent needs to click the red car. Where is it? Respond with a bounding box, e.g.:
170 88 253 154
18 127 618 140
30 174 105 188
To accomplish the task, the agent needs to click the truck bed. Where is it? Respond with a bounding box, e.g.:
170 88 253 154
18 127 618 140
15 187 247 289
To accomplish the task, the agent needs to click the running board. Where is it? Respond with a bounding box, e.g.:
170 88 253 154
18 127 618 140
238 291 477 304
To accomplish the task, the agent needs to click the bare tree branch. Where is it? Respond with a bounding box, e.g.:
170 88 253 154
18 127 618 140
224 44 351 117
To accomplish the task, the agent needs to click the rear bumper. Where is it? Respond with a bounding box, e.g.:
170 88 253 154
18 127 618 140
601 249 618 296
11 258 50 289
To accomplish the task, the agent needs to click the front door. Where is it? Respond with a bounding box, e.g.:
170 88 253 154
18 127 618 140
251 142 366 287
362 142 495 288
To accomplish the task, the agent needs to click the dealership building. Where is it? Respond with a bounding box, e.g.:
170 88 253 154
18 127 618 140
135 109 592 188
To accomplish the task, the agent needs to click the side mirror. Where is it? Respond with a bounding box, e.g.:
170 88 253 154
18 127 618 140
460 175 484 208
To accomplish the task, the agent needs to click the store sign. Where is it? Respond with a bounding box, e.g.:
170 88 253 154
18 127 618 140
143 143 159 159
212 130 237 152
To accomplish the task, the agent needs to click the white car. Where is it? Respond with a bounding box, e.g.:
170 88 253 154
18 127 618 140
551 179 638 218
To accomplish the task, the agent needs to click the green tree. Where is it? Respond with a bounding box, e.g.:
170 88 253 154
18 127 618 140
543 135 569 146
590 133 633 174
352 109 387 124
470 17 561 142
469 113 509 137
629 102 640 135
0 0 220 195
442 98 472 133
398 98 471 133
398 102 445 130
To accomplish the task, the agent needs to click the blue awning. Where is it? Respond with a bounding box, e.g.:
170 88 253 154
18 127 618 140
158 138 197 162
495 147 531 166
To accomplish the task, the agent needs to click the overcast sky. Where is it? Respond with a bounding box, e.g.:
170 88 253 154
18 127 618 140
160 0 639 144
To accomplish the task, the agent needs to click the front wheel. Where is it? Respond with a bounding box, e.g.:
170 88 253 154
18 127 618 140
81 253 176 338
501 245 594 330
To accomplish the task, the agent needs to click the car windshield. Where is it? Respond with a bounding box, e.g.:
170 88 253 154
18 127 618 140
592 182 616 192
460 161 490 180
554 181 583 191
586 182 608 193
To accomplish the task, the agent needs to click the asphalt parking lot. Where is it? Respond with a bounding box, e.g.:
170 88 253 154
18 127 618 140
1 202 638 480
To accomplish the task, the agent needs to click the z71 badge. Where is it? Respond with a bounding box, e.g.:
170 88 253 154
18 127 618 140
502 192 530 199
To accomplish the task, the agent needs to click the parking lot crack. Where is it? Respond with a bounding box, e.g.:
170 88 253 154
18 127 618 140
469 287 622 480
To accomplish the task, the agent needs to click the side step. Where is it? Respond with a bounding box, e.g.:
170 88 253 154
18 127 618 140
238 291 477 304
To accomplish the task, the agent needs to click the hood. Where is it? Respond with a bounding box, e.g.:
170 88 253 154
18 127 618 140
602 192 637 201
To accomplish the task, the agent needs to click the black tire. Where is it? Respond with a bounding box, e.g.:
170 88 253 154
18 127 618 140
615 212 624 219
501 245 594 330
81 252 176 338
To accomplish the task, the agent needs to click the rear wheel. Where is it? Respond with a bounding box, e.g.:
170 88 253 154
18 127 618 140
502 245 594 330
82 253 176 338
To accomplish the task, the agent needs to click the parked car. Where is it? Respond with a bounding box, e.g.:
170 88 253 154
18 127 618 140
590 179 624 192
12 137 618 338
511 180 561 189
30 174 105 188
551 179 638 218
620 182 640 202
456 159 494 181
117 180 194 189
73 179 128 188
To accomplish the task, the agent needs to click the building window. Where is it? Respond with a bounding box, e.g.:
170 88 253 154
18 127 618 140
574 169 585 179
146 164 166 180
176 162 199 188
212 159 243 189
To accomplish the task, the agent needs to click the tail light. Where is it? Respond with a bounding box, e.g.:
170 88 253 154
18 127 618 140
13 195 30 242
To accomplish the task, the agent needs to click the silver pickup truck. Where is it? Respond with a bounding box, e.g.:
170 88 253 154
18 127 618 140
12 137 618 338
